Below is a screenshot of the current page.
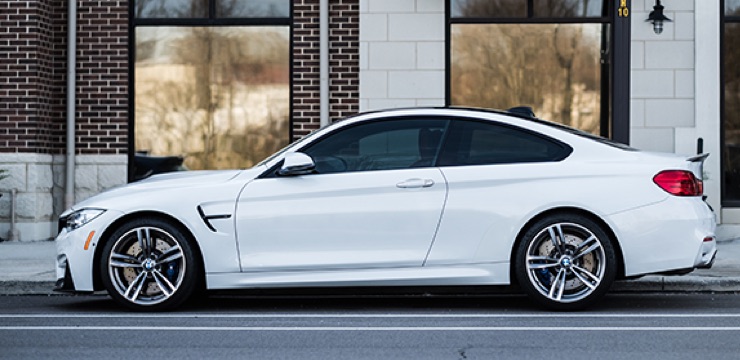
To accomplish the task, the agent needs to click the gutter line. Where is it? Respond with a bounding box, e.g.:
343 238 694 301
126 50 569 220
319 0 329 128
65 0 77 209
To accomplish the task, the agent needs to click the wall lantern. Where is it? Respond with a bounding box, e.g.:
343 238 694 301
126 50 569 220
646 0 672 34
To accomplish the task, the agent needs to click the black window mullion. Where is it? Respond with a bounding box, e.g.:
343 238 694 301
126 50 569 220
722 0 740 205
611 0 629 144
209 0 216 19
133 17 291 27
527 0 534 18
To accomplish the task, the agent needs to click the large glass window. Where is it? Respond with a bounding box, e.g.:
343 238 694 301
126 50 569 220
133 0 290 173
723 1 740 203
449 0 611 137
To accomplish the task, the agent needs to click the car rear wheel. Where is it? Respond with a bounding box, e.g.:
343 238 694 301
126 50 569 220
515 214 616 310
100 218 199 311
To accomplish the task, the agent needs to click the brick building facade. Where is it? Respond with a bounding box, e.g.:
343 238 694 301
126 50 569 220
1 0 360 240
1 1 128 240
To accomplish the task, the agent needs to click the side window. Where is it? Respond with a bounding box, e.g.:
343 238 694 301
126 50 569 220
302 119 447 174
438 120 570 166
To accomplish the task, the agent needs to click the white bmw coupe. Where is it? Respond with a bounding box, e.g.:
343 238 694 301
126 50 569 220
55 107 717 311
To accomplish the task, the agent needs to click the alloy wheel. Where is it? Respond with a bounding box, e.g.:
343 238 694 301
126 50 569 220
107 226 187 306
524 222 609 305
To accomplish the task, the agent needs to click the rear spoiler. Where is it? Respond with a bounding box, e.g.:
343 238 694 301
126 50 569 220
687 153 709 181
687 153 709 163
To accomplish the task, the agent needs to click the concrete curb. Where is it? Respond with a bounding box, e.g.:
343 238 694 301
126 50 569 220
0 281 57 296
613 276 740 292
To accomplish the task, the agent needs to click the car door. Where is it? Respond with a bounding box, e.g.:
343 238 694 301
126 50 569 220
236 118 449 271
425 118 573 266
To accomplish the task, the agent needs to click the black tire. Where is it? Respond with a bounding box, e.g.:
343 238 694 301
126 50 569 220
514 214 617 310
100 218 200 311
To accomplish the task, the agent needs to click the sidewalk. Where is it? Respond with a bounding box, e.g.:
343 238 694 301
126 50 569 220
1 237 739 296
0 240 57 295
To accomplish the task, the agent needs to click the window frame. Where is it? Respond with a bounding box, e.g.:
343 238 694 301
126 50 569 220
127 0 293 182
722 0 740 206
445 0 630 144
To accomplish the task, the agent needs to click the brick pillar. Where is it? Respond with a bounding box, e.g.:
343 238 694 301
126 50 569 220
0 0 56 153
292 0 359 140
73 0 129 155
0 0 128 155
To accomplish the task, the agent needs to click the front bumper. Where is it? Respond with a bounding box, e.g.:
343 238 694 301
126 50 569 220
54 209 123 292
53 256 80 293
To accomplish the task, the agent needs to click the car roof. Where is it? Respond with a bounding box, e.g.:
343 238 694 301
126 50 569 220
341 106 635 151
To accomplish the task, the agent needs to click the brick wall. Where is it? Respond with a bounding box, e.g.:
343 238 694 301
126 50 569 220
292 0 359 139
0 0 56 153
0 0 128 155
69 0 129 155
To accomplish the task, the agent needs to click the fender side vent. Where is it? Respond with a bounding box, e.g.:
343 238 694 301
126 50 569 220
197 205 232 233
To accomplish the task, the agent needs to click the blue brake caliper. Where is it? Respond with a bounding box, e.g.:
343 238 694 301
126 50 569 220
166 262 178 283
538 268 551 288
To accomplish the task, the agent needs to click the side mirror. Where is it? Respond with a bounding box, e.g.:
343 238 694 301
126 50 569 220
278 152 316 176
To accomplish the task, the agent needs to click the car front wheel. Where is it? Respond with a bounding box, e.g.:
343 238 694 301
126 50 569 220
514 214 617 310
100 218 199 311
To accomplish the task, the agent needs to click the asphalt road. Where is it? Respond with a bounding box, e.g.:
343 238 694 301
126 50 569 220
1 293 740 359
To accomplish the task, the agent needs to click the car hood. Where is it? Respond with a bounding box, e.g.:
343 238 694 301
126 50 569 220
135 169 243 186
67 169 254 214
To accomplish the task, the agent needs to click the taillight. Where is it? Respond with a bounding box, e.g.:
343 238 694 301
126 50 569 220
653 170 703 196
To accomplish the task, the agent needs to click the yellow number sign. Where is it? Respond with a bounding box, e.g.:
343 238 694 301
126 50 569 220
618 0 629 17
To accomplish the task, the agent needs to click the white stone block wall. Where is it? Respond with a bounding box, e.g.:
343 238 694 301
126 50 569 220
0 154 127 241
359 0 446 111
630 0 696 153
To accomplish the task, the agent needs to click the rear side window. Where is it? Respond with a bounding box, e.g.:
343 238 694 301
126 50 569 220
438 120 571 166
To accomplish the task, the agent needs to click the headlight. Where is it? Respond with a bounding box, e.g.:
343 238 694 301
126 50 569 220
64 208 105 232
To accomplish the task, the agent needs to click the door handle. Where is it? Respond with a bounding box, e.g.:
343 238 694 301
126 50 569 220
396 178 434 189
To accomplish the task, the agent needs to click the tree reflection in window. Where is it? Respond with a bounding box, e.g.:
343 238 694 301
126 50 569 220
134 0 290 18
451 0 526 18
450 0 608 135
134 0 208 18
451 0 604 18
217 0 290 18
451 24 604 134
135 27 290 170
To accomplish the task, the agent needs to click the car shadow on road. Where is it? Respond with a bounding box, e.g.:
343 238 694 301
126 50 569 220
50 290 734 313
